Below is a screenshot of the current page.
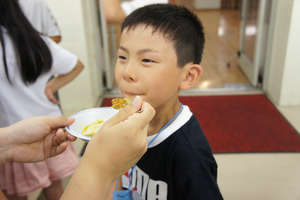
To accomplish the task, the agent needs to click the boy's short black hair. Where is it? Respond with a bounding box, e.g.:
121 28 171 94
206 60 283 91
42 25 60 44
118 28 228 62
121 4 205 67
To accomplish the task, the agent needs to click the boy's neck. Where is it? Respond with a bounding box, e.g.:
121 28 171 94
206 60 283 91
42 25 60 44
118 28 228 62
148 98 181 136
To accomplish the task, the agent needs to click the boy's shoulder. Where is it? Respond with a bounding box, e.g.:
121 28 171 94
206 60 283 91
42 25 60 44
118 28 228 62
169 115 216 165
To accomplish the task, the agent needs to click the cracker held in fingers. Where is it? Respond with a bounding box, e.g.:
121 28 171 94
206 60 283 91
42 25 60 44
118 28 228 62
111 98 131 109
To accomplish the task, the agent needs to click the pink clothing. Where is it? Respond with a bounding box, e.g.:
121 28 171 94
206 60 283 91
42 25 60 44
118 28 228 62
0 145 78 196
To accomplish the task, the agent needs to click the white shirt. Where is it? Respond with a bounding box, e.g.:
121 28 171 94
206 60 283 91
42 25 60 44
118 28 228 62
0 29 77 127
146 105 192 148
121 0 169 16
19 0 60 37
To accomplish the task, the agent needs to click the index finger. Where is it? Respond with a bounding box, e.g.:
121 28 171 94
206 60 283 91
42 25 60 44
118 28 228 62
123 102 156 130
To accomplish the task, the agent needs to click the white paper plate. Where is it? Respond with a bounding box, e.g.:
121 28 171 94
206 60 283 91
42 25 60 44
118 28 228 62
66 107 118 141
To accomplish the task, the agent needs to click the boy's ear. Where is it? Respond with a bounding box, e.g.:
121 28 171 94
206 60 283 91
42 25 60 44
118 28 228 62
180 64 202 90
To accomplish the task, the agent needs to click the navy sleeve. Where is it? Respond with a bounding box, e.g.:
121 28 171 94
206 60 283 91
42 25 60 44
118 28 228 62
168 140 223 200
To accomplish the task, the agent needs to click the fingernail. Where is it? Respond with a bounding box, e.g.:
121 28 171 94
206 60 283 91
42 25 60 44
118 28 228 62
132 96 142 110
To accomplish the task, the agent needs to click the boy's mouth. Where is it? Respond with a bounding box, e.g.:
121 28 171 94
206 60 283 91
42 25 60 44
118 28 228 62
123 90 144 97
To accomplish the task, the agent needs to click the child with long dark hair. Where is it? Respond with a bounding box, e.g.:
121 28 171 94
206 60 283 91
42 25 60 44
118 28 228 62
0 0 84 199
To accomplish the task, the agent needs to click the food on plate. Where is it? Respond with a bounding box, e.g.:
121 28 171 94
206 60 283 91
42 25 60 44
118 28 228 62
82 120 104 136
80 98 130 137
111 98 131 109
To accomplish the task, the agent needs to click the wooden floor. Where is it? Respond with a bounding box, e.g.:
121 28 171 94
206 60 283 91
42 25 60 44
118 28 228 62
193 9 249 89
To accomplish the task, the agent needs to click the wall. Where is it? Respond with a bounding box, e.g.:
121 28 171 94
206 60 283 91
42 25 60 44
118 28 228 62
46 0 103 115
280 0 300 105
193 0 221 9
264 0 300 106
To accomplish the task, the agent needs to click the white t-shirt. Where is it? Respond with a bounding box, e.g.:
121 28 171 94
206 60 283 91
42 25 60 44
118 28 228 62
19 0 60 37
121 0 169 16
0 29 77 127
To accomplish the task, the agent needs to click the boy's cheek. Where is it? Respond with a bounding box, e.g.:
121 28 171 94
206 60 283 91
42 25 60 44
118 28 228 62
114 72 121 85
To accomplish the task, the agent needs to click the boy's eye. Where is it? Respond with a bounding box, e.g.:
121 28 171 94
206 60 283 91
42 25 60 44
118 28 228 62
142 58 155 63
118 55 127 60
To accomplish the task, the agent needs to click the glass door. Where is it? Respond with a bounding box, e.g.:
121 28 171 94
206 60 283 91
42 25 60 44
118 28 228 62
238 0 271 86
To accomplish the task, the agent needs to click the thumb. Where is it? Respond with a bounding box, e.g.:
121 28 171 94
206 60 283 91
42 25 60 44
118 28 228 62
47 116 75 129
104 96 143 127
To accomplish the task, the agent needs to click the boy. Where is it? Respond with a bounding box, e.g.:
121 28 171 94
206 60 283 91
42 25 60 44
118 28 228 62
114 4 223 200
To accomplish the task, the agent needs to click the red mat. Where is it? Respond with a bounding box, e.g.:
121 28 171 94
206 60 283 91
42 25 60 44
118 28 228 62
102 94 300 153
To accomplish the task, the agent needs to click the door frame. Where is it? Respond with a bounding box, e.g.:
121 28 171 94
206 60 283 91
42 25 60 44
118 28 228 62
238 0 268 86
97 0 114 90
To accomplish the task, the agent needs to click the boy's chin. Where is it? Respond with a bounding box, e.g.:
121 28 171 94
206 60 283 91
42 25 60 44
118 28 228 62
122 95 153 106
123 94 143 100
122 94 135 100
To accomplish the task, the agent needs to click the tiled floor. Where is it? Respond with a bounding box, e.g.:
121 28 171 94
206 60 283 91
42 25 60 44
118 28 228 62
216 153 300 200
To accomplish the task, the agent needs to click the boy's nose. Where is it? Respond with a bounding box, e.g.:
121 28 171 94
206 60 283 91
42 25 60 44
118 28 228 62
122 65 137 82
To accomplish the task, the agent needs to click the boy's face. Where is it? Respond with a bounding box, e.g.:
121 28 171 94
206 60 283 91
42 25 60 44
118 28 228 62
115 25 184 108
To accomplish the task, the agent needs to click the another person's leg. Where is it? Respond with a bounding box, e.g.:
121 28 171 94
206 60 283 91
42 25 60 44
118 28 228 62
43 180 63 200
5 192 27 200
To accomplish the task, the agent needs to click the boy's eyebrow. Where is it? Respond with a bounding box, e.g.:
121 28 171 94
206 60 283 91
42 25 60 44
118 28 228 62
137 49 159 55
119 46 129 53
119 46 159 54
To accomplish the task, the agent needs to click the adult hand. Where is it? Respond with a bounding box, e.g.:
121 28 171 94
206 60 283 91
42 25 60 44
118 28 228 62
0 116 76 164
86 96 155 179
62 96 155 200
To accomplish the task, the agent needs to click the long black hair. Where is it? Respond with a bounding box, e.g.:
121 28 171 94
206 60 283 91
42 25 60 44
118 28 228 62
0 0 52 84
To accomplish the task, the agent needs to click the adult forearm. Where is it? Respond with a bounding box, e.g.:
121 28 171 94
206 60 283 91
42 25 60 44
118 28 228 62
61 157 115 200
0 127 13 164
48 60 84 92
102 0 126 24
